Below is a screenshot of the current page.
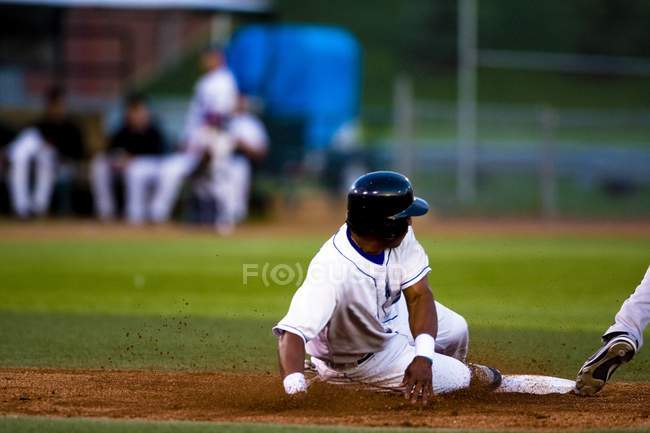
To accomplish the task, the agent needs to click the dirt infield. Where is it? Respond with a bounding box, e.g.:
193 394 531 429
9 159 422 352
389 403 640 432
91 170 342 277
2 368 649 430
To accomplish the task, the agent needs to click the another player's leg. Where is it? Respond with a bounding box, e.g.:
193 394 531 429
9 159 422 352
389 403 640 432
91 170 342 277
576 266 648 396
605 266 650 350
575 332 637 396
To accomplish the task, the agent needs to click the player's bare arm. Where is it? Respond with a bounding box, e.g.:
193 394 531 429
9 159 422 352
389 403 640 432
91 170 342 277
277 331 305 377
277 331 308 394
402 277 437 404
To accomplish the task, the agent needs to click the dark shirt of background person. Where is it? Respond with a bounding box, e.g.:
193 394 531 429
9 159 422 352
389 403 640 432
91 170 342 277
0 121 16 150
109 93 165 157
35 87 86 161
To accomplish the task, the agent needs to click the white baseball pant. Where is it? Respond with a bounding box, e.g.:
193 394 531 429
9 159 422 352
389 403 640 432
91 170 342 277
90 153 115 220
605 265 650 349
149 153 201 223
211 156 252 228
311 300 471 394
124 156 164 224
7 128 56 217
92 154 166 224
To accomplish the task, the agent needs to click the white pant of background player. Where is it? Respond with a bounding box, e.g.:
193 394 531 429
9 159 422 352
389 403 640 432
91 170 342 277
312 299 472 393
91 149 248 226
7 128 56 217
147 152 250 227
210 155 253 230
605 265 650 349
91 154 165 224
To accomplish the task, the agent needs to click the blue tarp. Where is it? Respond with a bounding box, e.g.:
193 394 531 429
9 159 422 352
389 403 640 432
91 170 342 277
226 24 361 150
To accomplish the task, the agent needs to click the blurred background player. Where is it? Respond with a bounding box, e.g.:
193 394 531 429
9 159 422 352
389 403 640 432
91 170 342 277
576 265 649 395
150 45 238 224
91 93 166 224
210 96 268 234
7 87 85 218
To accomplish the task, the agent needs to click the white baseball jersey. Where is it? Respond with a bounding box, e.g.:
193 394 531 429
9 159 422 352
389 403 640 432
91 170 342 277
273 224 430 364
229 113 268 155
183 66 238 144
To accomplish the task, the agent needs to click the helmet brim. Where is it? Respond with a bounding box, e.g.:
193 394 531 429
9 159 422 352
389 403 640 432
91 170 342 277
388 197 429 219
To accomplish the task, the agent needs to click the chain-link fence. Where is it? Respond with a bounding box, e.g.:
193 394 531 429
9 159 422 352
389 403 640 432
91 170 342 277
363 91 650 217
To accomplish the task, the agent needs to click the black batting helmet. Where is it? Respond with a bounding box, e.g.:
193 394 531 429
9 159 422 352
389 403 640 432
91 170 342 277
346 171 429 240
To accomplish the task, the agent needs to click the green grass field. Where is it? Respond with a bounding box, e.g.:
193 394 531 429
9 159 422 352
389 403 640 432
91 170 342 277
0 228 648 432
2 416 648 433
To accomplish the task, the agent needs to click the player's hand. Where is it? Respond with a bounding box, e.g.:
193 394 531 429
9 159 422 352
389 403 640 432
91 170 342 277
402 356 433 405
283 372 308 396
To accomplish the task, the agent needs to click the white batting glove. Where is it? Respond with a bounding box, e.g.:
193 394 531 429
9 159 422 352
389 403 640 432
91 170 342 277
283 372 308 395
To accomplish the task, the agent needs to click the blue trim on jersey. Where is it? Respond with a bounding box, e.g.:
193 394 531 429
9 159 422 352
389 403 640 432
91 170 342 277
275 323 310 343
346 227 384 265
400 266 431 288
382 314 398 323
332 231 377 283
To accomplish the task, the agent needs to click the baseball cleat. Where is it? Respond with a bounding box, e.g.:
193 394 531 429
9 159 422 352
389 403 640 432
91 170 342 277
575 334 637 396
469 363 503 390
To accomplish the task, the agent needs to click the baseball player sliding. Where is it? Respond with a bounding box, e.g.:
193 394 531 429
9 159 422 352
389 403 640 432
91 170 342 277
274 171 574 402
576 265 649 395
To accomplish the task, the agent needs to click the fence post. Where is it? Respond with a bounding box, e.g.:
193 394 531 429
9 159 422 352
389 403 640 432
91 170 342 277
539 107 558 218
393 74 414 176
457 0 478 204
